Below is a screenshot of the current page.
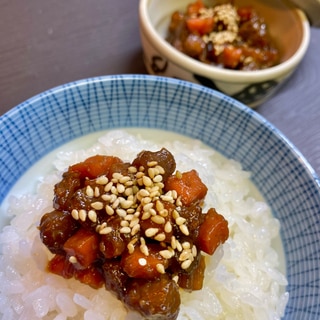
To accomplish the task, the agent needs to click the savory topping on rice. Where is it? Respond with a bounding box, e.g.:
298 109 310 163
167 0 280 70
39 148 229 319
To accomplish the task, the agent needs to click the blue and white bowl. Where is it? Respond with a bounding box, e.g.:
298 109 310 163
0 75 319 318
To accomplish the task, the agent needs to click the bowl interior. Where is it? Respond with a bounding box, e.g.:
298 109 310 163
1 75 319 319
146 0 304 64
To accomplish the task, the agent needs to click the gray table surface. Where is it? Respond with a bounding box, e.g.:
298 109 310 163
1 0 319 177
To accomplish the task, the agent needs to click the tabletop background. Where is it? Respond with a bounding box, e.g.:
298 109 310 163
0 0 319 177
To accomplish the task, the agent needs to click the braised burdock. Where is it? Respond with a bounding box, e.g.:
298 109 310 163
39 148 229 319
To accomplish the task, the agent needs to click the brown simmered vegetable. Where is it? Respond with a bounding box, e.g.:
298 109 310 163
124 275 181 320
39 209 79 254
39 147 229 320
167 0 280 70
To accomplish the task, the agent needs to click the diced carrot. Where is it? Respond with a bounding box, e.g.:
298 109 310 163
47 254 74 279
69 155 123 179
165 170 208 206
222 46 243 69
121 244 169 279
74 265 104 289
186 17 214 35
187 0 205 15
63 228 100 268
196 208 229 255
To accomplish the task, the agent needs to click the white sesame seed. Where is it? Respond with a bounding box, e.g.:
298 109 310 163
192 245 197 257
105 205 114 215
131 224 140 236
88 210 97 223
127 243 135 254
148 167 155 179
172 275 179 283
156 165 165 175
154 233 166 242
172 209 180 220
112 172 123 180
159 209 168 217
140 244 149 256
161 195 174 203
182 241 191 250
71 209 79 220
145 228 159 238
79 209 87 222
112 198 120 209
99 226 112 235
96 175 108 185
181 259 192 270
104 181 113 192
147 160 158 167
159 250 173 259
141 211 151 220
153 175 163 183
164 221 172 233
171 236 177 249
69 256 78 264
86 185 94 197
94 187 100 197
129 217 139 227
111 186 118 195
143 202 153 212
128 166 137 173
151 215 165 224
138 258 147 266
120 226 131 234
142 175 153 187
120 220 129 227
156 263 165 274
156 200 164 212
176 240 183 252
119 176 131 184
117 183 125 194
121 199 134 209
179 250 191 261
176 217 186 226
179 224 190 236
91 201 104 210
116 208 127 218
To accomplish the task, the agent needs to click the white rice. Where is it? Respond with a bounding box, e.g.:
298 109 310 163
0 130 289 320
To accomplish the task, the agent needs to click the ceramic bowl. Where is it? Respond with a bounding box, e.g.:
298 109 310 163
0 75 319 318
139 0 310 107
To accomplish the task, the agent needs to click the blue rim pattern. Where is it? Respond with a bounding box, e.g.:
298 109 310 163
0 74 319 319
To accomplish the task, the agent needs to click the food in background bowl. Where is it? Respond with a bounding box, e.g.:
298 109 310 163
139 0 310 107
167 0 280 70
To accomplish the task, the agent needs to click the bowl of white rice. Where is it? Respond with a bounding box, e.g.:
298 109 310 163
0 74 319 319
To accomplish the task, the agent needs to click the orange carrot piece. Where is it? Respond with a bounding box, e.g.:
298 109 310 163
165 170 208 206
69 155 122 179
222 46 242 69
121 244 169 279
47 254 74 279
197 208 229 255
63 228 100 268
74 265 104 289
186 17 214 35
